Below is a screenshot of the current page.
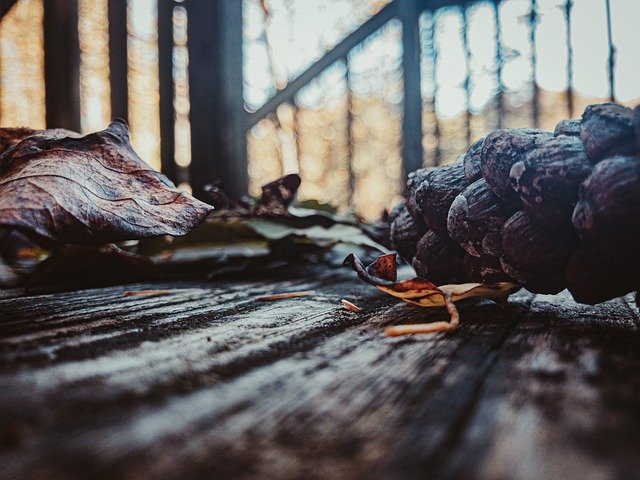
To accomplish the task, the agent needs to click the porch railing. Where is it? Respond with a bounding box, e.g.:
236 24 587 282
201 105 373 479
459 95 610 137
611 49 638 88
0 0 624 205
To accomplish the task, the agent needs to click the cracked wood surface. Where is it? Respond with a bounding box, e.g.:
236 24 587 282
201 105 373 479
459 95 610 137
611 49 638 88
0 264 639 480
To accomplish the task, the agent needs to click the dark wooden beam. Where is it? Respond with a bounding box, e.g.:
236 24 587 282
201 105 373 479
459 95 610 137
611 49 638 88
400 0 424 180
158 0 176 182
108 0 129 121
43 0 81 131
217 0 247 199
187 0 247 200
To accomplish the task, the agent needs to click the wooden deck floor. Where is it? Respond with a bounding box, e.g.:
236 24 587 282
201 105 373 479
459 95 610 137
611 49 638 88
1 263 639 480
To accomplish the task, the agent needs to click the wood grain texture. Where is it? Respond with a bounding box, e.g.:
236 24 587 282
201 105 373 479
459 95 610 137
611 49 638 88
0 265 639 480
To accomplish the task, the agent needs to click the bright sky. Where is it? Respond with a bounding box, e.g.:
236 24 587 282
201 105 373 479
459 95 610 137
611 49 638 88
243 0 640 118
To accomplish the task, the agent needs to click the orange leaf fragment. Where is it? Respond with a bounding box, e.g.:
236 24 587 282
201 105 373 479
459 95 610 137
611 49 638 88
15 246 49 260
254 290 314 301
341 299 361 312
344 253 518 336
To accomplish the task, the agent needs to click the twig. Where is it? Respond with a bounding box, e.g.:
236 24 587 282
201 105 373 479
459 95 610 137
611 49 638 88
385 292 460 336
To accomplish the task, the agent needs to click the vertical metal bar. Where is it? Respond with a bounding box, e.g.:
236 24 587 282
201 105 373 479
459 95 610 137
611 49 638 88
218 0 247 198
424 10 441 166
345 57 355 208
44 0 81 131
493 0 504 130
399 0 424 182
564 0 574 117
185 1 216 201
461 6 472 146
529 0 539 128
158 0 176 182
187 0 247 200
605 0 615 102
108 0 128 121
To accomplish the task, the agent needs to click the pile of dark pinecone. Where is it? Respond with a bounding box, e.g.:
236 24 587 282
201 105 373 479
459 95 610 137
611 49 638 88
388 102 640 304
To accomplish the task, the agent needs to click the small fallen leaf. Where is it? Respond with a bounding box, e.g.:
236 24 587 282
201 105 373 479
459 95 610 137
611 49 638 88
206 173 388 255
341 299 361 312
246 219 387 251
255 290 314 301
15 247 49 261
253 173 301 216
344 253 518 335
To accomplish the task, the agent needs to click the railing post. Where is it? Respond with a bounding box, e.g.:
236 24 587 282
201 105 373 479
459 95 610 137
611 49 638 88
399 0 424 183
564 0 574 118
43 0 81 131
493 0 504 129
108 0 128 123
529 0 539 128
158 0 176 182
187 0 247 201
604 0 616 102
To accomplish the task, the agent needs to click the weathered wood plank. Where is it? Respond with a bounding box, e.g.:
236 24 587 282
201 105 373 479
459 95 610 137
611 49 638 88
382 292 640 480
0 266 639 480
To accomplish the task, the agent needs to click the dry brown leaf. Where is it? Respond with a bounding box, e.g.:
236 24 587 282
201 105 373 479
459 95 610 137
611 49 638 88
253 173 301 216
0 120 212 246
344 253 518 335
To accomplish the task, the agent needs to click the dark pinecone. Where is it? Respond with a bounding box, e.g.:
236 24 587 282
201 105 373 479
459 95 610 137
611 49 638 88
389 102 640 305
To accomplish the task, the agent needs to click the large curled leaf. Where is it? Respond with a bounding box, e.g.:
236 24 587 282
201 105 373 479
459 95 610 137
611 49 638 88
344 253 518 335
0 120 212 245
